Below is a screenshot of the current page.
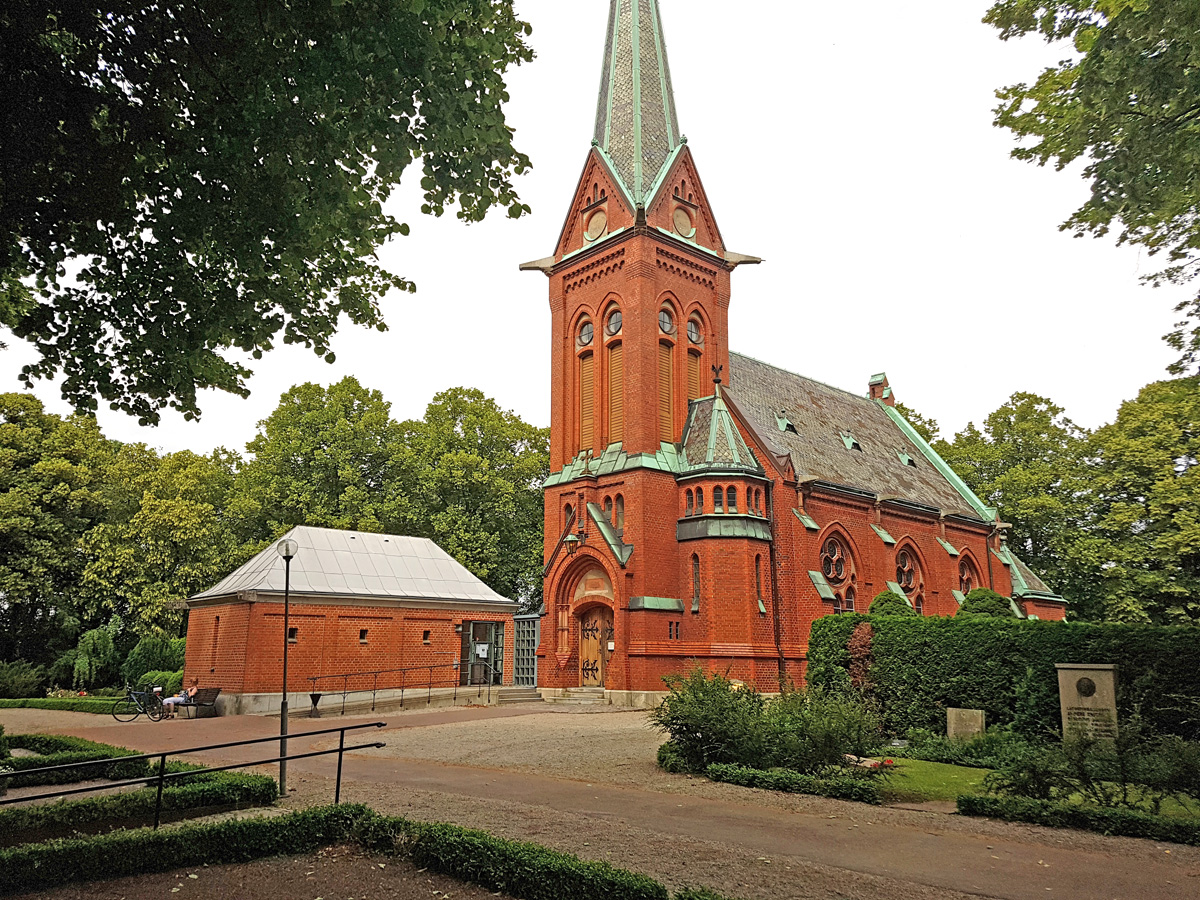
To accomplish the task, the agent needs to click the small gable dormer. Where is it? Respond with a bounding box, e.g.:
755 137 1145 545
646 150 726 256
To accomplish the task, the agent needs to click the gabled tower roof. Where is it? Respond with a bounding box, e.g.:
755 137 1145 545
594 0 682 205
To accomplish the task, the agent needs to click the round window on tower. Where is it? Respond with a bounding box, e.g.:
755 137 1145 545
659 309 675 335
584 209 608 242
687 319 702 345
606 309 623 336
673 206 696 238
578 320 594 347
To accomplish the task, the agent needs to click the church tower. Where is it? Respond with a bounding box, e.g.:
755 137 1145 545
526 0 766 697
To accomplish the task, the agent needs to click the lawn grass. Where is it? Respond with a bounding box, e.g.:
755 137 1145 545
881 758 990 803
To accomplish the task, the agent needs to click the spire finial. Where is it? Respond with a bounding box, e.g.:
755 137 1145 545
593 0 682 203
712 364 724 386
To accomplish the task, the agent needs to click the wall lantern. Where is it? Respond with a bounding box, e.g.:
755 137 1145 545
564 532 581 556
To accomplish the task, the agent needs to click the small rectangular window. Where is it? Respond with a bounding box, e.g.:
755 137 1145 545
359 628 369 644
423 629 431 644
287 627 298 643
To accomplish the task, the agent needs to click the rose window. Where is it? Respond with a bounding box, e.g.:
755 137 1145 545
959 561 976 595
896 549 917 593
821 539 848 585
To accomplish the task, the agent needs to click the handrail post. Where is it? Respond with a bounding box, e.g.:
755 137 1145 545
335 729 346 804
428 666 433 704
372 672 378 712
342 674 348 716
153 753 167 829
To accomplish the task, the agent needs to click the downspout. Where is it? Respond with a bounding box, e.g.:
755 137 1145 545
986 522 997 590
766 480 786 689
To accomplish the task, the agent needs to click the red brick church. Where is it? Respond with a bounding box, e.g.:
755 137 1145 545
526 0 1065 702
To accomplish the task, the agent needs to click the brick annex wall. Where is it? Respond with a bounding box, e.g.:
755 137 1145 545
185 602 515 696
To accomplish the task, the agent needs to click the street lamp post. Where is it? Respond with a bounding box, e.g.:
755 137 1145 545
276 537 299 796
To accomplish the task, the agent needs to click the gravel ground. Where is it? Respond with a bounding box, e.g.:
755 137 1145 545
20 844 514 900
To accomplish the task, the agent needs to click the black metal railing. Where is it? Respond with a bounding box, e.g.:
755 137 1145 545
0 722 387 828
306 660 505 716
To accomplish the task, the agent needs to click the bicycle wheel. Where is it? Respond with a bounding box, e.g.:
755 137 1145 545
111 698 140 722
145 695 166 722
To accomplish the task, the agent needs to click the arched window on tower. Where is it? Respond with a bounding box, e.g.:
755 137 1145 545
603 496 613 521
608 342 624 444
615 495 625 532
695 487 704 514
658 342 674 441
685 490 694 517
727 487 738 514
579 353 594 452
692 555 701 613
564 503 574 530
714 486 724 513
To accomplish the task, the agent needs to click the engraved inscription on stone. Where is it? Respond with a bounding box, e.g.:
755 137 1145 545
947 708 986 742
1065 707 1118 740
1056 664 1118 740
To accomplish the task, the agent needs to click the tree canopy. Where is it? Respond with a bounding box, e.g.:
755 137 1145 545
984 1 1200 370
1 1 533 423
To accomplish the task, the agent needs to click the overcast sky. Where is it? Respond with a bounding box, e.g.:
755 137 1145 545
2 1 1190 455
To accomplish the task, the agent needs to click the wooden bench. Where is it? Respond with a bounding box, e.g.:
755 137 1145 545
177 687 222 718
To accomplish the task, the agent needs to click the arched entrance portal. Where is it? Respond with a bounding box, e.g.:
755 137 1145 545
572 567 615 688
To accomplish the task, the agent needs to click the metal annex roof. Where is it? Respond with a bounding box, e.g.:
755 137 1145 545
189 526 516 609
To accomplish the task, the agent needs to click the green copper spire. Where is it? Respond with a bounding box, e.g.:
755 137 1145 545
594 0 682 205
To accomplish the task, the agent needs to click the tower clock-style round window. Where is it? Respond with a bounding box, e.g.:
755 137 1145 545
687 319 702 344
821 538 848 584
896 549 918 592
659 309 674 335
606 310 622 335
579 321 594 346
584 209 607 242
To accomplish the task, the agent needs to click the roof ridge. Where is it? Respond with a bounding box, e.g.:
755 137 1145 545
729 351 873 405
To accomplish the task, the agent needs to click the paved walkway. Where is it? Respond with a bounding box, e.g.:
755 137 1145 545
5 707 1197 900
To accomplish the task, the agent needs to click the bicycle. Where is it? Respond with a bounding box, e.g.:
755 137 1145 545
111 684 166 722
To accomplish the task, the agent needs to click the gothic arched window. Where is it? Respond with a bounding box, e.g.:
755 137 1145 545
695 487 704 514
896 547 920 594
685 490 694 517
615 495 625 531
822 538 849 585
727 487 738 514
959 559 979 595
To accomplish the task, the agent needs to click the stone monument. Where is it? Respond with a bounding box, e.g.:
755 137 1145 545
1055 663 1118 739
947 708 986 742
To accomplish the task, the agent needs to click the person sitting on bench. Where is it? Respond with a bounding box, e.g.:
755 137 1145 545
162 683 199 718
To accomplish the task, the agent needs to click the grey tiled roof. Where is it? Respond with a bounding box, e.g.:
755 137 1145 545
681 390 764 474
594 0 681 202
727 353 983 518
1011 552 1055 597
189 526 516 607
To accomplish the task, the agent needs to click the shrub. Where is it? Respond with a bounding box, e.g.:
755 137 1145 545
656 741 690 774
73 628 118 689
807 615 1200 739
761 689 882 775
137 669 184 695
957 795 1200 845
868 591 916 616
0 724 8 759
705 763 883 804
121 635 180 686
0 768 277 844
5 734 149 787
409 821 668 900
958 588 1016 618
0 661 47 699
649 669 766 773
899 727 1033 769
0 697 117 714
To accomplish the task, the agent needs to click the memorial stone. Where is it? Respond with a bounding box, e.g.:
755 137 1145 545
947 708 986 742
1055 664 1118 739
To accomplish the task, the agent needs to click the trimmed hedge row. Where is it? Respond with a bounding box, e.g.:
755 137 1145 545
136 670 184 695
957 794 1200 846
0 697 115 714
0 724 8 758
807 614 1200 738
5 734 148 787
0 805 735 899
705 763 883 805
0 768 277 843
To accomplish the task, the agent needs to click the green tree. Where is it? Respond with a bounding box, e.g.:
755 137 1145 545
895 402 940 444
869 590 917 616
394 388 549 607
1085 377 1200 624
958 588 1018 619
80 446 248 635
2 0 533 423
230 377 404 538
983 1 1200 370
0 393 110 664
934 393 1092 609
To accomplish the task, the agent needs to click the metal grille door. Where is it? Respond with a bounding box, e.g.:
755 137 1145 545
514 615 540 687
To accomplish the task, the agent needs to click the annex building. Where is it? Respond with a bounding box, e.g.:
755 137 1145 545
526 0 1066 703
183 526 517 715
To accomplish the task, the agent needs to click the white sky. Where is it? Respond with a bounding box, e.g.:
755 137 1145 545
1 0 1189 454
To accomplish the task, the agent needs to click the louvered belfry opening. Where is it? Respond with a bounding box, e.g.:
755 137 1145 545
580 353 595 452
608 342 624 443
658 342 674 441
688 350 701 402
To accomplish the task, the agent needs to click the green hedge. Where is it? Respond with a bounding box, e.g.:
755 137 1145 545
0 805 738 899
136 670 184 695
0 724 8 759
0 697 116 714
0 768 277 843
5 734 148 787
807 615 1200 739
705 763 883 805
957 794 1200 845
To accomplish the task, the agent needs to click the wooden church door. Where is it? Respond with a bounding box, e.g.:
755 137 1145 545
579 608 614 687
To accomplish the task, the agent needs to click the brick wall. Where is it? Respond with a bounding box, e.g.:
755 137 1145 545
184 601 515 696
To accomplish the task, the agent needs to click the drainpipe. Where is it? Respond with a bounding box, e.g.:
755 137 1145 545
986 523 997 590
766 480 786 690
